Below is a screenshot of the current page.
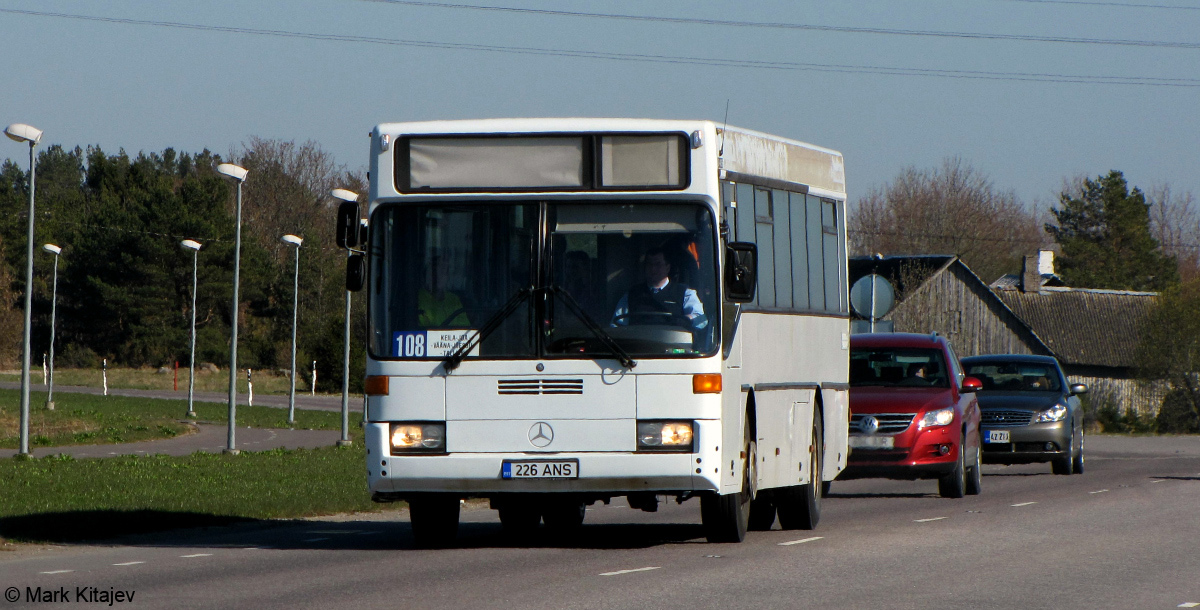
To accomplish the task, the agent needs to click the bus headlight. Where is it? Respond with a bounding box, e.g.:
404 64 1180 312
390 422 446 453
637 421 695 452
918 406 955 429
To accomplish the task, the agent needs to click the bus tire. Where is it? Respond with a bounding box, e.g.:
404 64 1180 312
747 494 776 531
409 494 460 548
777 408 823 531
701 418 753 543
541 499 586 530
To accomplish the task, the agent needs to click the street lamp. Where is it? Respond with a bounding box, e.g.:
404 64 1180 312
41 243 61 411
281 234 303 425
180 239 202 418
216 162 248 455
6 122 43 457
331 188 359 448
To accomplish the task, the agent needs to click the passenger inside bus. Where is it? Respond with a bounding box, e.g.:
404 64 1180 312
611 247 707 330
417 255 470 328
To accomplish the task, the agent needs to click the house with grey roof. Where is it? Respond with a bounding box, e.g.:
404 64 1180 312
849 251 1162 416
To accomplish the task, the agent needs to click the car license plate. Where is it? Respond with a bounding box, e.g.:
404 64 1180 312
502 460 579 479
848 435 894 449
985 430 1011 444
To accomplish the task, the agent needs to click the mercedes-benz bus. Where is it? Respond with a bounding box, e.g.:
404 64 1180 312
345 118 850 545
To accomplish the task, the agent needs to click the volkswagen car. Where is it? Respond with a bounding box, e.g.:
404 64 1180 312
960 354 1087 475
843 333 984 498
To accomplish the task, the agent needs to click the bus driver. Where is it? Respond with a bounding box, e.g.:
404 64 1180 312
611 247 707 330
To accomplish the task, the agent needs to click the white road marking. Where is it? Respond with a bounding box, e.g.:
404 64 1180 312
39 570 73 574
180 553 212 558
1152 480 1166 483
303 537 330 542
1177 603 1199 608
914 517 947 523
1089 489 1110 494
600 566 661 576
113 561 145 566
778 536 824 546
1011 502 1038 507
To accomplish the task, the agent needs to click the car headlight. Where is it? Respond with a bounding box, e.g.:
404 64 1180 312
919 406 955 429
637 421 695 452
390 422 446 453
1035 404 1068 423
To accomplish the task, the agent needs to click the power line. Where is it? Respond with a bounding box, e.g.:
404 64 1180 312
359 0 1200 50
2 8 1198 87
997 0 1200 10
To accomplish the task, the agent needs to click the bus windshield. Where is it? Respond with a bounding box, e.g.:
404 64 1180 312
368 201 719 361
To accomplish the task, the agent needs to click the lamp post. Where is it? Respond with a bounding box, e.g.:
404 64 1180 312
216 163 248 455
331 188 359 448
282 234 303 425
180 239 202 418
41 243 61 411
6 123 43 457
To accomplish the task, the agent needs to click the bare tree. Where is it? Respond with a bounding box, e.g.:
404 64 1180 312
1147 185 1200 283
850 157 1046 283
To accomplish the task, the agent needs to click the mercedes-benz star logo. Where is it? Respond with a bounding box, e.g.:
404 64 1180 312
862 415 880 435
528 422 554 448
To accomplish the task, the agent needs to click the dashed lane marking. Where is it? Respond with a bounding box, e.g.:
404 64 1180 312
39 570 73 575
180 553 212 558
1089 489 1110 494
1177 603 1199 608
600 566 661 577
778 536 823 546
914 517 947 523
1152 480 1166 483
113 561 144 566
1011 502 1038 507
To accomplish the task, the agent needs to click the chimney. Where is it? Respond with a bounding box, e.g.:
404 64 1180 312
1022 255 1040 293
1038 250 1055 276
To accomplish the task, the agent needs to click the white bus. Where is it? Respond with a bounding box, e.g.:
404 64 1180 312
345 118 850 546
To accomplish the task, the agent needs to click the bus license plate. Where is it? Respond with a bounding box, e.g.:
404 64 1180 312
502 460 579 479
985 430 1011 443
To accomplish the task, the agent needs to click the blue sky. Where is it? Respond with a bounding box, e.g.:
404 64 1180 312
2 0 1197 209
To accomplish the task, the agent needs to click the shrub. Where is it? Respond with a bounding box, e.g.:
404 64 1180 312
1156 389 1200 434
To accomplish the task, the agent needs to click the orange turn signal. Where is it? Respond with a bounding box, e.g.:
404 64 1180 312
692 373 722 394
364 375 390 396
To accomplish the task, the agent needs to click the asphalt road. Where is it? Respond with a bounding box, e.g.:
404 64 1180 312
1 435 1198 609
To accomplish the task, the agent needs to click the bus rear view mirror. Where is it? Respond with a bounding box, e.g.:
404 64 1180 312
336 201 361 249
346 253 366 292
724 241 757 302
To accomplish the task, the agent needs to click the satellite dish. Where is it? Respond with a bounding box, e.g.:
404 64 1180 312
850 274 895 320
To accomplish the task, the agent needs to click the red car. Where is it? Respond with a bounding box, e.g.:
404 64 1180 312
841 333 984 498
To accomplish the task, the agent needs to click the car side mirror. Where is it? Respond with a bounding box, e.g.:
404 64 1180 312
1069 383 1088 395
336 201 361 249
724 241 757 303
961 376 983 393
346 253 365 292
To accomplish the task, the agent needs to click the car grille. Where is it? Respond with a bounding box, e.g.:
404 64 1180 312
497 379 584 395
981 410 1034 427
850 413 914 434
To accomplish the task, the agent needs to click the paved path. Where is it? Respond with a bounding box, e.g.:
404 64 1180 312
0 380 355 412
17 422 343 459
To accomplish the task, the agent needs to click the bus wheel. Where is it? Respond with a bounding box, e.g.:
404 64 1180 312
542 499 586 530
408 494 460 548
778 408 823 530
701 419 753 543
747 494 776 531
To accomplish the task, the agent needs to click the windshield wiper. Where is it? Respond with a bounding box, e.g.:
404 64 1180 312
549 285 636 370
443 287 531 373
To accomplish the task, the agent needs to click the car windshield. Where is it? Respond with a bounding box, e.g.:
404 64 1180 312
850 348 950 388
367 201 718 360
964 362 1062 392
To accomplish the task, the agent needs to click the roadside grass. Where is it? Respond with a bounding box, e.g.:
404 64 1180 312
0 442 379 543
0 389 347 449
0 366 328 396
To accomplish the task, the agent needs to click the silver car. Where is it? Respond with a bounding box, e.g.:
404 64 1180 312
959 355 1087 475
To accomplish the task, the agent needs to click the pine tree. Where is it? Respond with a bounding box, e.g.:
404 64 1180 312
1046 171 1178 291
